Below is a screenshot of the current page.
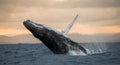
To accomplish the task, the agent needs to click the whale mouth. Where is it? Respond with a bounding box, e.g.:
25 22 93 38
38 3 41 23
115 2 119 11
23 20 35 29
23 20 33 26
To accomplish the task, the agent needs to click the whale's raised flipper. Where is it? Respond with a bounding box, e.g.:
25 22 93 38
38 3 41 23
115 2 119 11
23 16 87 55
62 14 78 35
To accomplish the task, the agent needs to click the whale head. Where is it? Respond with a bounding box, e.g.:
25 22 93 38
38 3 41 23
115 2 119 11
23 20 47 38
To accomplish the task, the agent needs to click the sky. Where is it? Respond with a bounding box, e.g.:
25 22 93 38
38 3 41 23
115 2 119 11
0 0 120 37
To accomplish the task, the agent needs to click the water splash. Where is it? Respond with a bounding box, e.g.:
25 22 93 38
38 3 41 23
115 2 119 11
68 50 87 56
68 43 108 55
84 43 108 54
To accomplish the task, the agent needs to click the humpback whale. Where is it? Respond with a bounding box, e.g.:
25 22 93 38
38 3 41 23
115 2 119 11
23 15 87 55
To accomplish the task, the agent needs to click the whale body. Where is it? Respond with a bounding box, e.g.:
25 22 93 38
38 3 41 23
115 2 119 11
23 20 87 55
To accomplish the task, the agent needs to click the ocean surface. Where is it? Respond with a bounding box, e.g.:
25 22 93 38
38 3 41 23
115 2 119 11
0 43 120 65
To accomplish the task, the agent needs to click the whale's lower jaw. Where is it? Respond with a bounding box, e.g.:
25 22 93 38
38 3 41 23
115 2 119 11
23 20 87 55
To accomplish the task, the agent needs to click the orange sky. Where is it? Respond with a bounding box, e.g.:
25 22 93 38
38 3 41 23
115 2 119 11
0 0 120 37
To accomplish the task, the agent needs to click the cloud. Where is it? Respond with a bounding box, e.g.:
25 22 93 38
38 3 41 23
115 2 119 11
62 0 120 8
0 0 120 36
0 0 120 8
76 8 120 21
0 7 120 27
0 0 120 23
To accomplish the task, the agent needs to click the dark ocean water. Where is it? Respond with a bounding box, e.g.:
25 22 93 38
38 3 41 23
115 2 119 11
0 43 120 65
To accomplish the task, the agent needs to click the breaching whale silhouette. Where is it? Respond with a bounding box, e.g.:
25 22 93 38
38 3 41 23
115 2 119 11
23 15 87 55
